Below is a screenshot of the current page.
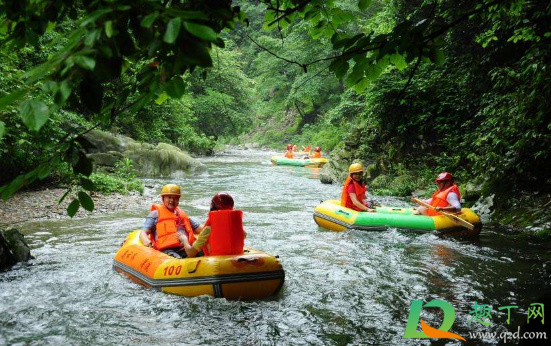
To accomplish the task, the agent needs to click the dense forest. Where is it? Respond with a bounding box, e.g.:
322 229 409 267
1 0 550 226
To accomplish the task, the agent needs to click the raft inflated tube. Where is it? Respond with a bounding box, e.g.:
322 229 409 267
270 155 328 167
313 200 482 237
113 230 285 300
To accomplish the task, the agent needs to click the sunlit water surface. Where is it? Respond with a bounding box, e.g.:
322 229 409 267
1 149 550 345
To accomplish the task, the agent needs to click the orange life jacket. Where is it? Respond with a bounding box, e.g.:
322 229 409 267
206 210 245 256
312 151 321 158
284 150 294 158
340 176 367 211
150 204 194 251
427 184 461 216
303 145 311 154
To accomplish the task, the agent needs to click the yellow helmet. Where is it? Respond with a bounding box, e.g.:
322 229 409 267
160 184 181 196
349 163 364 174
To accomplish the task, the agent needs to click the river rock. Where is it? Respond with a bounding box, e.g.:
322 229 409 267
82 129 205 177
0 228 32 271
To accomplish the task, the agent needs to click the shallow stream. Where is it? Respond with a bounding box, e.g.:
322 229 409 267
1 149 550 345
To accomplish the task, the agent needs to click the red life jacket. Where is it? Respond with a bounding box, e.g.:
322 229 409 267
427 184 461 216
150 204 194 251
206 210 245 256
341 176 367 211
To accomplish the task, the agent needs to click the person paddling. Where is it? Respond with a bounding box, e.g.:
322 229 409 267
139 184 203 258
284 144 294 158
341 163 375 212
311 146 322 158
412 172 461 215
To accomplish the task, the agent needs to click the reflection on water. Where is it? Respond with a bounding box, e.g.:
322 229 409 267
1 148 550 345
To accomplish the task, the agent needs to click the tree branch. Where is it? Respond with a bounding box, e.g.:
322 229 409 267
246 33 308 72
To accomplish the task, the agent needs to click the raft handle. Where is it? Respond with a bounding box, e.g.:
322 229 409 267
187 260 201 274
336 210 351 216
237 257 258 263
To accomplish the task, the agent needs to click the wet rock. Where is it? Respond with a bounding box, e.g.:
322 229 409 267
0 228 32 271
83 129 205 177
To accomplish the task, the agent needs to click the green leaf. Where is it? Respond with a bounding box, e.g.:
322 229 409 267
183 21 218 41
73 152 94 176
358 0 372 10
75 56 96 70
58 189 71 204
165 77 186 98
141 12 159 28
164 17 182 44
80 9 112 27
37 165 53 179
104 21 113 38
80 177 96 191
0 89 29 110
0 121 4 140
155 92 169 105
19 100 50 131
389 53 407 71
353 77 370 93
78 191 95 211
67 199 80 217
429 48 445 65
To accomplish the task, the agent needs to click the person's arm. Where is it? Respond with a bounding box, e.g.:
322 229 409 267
437 192 461 212
140 229 153 247
349 193 375 212
183 227 211 258
140 211 157 247
189 218 203 235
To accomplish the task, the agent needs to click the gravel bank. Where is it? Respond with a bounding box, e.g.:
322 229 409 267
0 188 150 227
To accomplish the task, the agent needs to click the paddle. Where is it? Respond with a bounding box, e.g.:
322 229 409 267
412 197 475 230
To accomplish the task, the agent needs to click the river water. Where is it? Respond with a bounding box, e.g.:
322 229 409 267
1 149 550 345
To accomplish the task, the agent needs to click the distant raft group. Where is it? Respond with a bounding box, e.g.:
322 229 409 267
271 144 328 167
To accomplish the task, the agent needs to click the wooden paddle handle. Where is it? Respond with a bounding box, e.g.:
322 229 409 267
412 197 475 230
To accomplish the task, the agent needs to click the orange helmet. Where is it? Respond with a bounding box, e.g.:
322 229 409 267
435 172 453 183
314 146 321 152
211 193 234 210
349 163 364 174
160 184 181 196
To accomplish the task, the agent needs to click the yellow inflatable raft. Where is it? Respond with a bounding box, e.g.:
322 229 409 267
314 200 482 237
113 230 285 300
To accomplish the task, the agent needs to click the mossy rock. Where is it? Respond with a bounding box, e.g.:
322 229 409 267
82 130 124 153
87 152 124 167
370 174 392 190
0 228 32 270
82 129 204 177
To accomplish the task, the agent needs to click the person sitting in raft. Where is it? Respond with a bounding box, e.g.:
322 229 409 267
292 144 298 152
181 193 246 258
139 184 203 258
311 146 322 158
302 145 312 155
341 163 375 212
284 144 294 158
412 172 461 215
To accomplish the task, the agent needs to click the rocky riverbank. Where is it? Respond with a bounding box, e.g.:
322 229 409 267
0 188 149 227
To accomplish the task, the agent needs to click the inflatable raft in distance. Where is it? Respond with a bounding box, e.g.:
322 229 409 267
270 155 328 167
113 230 285 300
314 200 481 237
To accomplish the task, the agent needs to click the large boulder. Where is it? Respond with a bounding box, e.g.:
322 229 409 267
0 228 32 271
82 130 205 177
